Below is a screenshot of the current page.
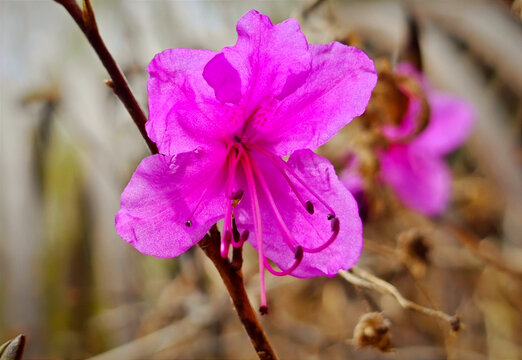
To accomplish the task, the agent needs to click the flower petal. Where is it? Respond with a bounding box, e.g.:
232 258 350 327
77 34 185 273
258 42 377 155
203 52 242 104
379 145 451 215
381 95 422 141
413 92 474 155
235 149 363 278
146 49 229 155
208 10 312 111
115 150 227 258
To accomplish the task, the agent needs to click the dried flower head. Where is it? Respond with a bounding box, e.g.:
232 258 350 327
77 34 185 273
352 312 393 352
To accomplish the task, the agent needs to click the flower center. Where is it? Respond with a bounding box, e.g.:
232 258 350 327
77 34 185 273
215 135 341 314
184 133 340 314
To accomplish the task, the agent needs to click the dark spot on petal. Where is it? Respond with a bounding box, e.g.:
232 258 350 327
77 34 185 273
185 220 192 227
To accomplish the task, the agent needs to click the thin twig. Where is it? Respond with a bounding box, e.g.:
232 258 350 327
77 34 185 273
52 1 277 359
53 0 157 153
339 267 461 331
199 227 278 360
301 0 326 18
447 222 522 281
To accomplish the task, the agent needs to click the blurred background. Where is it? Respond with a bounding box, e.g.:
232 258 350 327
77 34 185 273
1 0 521 359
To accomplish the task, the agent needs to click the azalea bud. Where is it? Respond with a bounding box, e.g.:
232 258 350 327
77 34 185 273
352 312 392 352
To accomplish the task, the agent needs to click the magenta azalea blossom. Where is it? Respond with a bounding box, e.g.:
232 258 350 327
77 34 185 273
378 63 474 215
115 10 377 310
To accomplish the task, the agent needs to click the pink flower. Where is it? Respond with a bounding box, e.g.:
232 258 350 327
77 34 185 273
340 154 368 220
115 10 376 310
379 63 474 215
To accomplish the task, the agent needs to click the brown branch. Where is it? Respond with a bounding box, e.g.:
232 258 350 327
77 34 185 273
199 227 278 360
53 0 157 154
53 2 277 358
447 222 522 281
339 267 461 332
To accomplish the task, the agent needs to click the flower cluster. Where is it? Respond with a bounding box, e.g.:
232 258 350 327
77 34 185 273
116 10 377 311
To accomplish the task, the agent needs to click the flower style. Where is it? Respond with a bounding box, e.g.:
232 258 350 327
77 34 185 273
115 10 376 311
369 63 473 215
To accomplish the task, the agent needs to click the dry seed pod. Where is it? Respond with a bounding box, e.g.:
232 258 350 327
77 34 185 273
352 312 393 352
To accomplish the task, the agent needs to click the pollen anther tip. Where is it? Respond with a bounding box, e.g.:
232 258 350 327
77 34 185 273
331 217 340 232
295 246 304 260
305 200 314 214
185 220 192 227
259 305 269 315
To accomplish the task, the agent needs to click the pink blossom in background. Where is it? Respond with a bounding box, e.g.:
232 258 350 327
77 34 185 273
379 63 474 216
115 10 377 311
339 154 368 220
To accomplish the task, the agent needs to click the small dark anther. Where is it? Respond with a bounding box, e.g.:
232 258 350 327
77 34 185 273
259 305 269 315
327 214 335 220
230 189 244 200
185 220 192 227
305 200 314 214
331 217 340 232
233 135 242 143
295 246 304 260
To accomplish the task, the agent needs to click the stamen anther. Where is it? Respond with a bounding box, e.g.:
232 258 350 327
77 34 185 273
185 220 192 227
241 230 250 242
327 214 335 220
295 245 304 260
259 305 269 315
233 135 242 143
230 189 244 200
331 217 340 232
305 201 314 215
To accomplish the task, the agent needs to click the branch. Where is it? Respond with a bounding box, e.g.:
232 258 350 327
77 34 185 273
53 2 278 359
199 227 278 360
339 267 461 331
53 0 157 154
447 222 522 281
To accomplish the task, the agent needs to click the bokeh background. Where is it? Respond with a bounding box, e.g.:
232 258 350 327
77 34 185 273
1 0 521 359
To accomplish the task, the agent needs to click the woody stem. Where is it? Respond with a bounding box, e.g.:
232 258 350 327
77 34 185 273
53 1 278 359
53 0 157 153
199 227 278 360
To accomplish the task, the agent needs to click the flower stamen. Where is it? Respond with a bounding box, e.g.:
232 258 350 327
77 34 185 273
249 143 335 217
241 153 268 313
185 149 230 227
251 157 340 254
221 144 244 257
264 246 303 276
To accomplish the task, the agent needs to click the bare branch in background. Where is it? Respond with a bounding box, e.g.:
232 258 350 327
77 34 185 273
339 267 461 332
